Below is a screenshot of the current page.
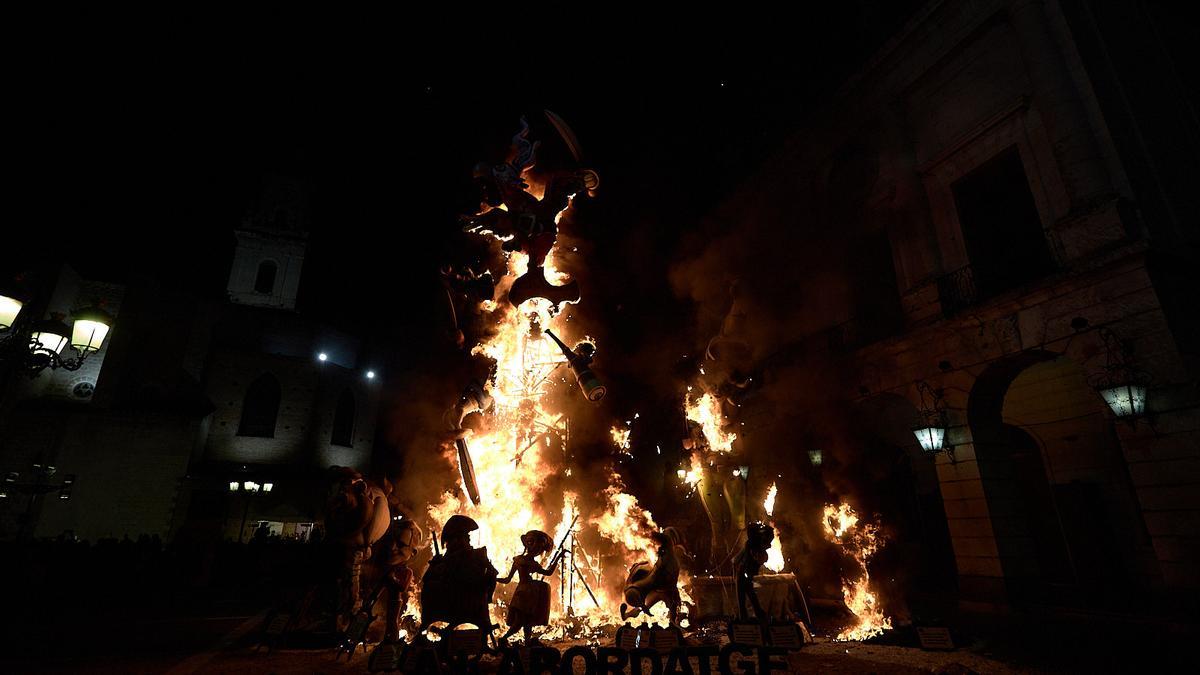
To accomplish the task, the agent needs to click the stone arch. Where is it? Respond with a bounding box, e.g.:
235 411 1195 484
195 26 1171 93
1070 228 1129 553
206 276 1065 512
254 259 278 294
968 350 1157 606
851 393 958 610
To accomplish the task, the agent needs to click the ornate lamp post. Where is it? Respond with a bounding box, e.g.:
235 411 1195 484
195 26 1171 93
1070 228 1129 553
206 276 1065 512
230 479 275 542
0 278 115 377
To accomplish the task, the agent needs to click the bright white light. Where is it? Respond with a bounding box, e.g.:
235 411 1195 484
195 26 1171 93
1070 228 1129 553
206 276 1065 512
71 319 110 353
1100 384 1146 418
913 426 946 452
318 353 328 362
0 295 22 330
263 483 274 492
243 480 259 492
228 481 239 492
677 469 686 479
31 331 68 354
366 370 376 379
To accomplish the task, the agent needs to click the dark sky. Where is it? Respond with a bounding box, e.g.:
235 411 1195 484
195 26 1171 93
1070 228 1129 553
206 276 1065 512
8 5 922 351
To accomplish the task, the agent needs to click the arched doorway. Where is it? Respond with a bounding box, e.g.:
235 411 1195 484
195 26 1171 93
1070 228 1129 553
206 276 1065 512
852 394 958 615
970 353 1156 608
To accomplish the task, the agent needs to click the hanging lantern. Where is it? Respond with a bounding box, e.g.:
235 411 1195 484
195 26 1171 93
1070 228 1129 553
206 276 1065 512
1098 383 1147 419
913 380 952 455
912 425 947 453
1089 328 1150 423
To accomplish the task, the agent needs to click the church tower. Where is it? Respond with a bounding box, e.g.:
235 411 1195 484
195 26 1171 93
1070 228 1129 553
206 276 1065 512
226 174 309 310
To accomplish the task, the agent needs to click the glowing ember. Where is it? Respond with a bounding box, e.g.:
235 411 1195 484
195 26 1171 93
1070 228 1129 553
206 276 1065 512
685 391 737 453
821 503 892 641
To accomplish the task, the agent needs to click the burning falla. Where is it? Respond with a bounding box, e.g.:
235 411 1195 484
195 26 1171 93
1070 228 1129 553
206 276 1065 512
424 116 669 637
822 503 892 641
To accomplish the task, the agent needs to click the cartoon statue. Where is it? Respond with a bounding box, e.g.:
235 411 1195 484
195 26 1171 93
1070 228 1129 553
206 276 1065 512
735 522 774 622
325 467 392 619
420 515 498 631
376 518 424 642
620 531 682 626
460 112 599 307
497 530 558 644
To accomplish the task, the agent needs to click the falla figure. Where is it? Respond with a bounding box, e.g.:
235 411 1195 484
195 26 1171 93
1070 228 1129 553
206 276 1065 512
497 530 558 644
736 521 775 623
620 530 682 626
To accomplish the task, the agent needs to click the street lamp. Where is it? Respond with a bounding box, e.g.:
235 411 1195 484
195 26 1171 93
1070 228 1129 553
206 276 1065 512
1 278 115 376
1089 328 1150 424
912 380 953 456
230 478 274 542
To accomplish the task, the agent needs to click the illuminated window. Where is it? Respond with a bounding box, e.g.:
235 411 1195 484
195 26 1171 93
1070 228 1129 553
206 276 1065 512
238 374 281 438
331 389 355 447
254 260 278 294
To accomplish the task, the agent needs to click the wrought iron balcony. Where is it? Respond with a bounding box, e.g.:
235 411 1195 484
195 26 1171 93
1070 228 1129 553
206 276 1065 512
936 265 979 317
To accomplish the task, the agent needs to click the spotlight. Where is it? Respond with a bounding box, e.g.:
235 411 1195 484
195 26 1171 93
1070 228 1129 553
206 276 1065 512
366 370 376 380
318 352 328 362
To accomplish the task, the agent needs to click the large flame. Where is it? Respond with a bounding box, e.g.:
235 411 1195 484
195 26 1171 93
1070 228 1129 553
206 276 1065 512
821 503 892 641
685 391 737 453
424 175 665 637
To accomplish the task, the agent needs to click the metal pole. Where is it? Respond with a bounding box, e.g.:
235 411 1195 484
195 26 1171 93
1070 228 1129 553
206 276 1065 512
238 494 251 543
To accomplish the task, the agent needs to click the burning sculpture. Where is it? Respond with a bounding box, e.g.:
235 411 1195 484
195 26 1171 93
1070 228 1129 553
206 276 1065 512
419 114 675 641
619 530 683 625
420 514 498 631
325 467 393 622
497 529 560 644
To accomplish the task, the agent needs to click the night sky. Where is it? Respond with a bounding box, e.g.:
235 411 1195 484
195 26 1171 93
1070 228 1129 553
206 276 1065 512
9 5 920 343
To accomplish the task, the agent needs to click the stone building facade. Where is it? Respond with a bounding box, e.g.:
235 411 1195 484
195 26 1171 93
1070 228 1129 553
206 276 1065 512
709 0 1197 612
1 177 381 543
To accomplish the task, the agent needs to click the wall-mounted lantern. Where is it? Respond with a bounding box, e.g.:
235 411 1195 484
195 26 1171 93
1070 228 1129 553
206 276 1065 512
807 449 823 467
1089 328 1150 425
913 380 954 459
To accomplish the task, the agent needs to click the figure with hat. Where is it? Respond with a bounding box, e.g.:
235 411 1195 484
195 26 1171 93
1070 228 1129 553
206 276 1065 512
420 515 498 632
497 530 558 644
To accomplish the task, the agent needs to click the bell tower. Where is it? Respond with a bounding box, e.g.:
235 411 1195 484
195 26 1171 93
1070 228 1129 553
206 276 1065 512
227 174 309 310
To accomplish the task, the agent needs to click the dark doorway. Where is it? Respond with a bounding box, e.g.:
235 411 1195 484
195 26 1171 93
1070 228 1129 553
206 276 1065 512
238 374 281 438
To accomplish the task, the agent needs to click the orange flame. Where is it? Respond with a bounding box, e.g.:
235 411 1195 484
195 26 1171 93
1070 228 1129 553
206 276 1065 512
821 503 892 641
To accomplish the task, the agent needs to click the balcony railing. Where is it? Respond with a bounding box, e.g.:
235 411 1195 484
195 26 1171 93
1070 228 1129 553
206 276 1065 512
936 265 979 317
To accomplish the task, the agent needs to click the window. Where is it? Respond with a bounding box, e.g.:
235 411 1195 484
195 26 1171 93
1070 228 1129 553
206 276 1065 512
952 147 1055 299
331 389 355 447
254 260 278 294
238 374 281 438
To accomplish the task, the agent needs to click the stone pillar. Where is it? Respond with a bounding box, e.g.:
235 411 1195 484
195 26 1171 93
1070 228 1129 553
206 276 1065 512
933 440 1009 608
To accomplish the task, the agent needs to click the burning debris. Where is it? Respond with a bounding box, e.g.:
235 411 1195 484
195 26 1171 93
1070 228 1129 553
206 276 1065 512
822 503 892 641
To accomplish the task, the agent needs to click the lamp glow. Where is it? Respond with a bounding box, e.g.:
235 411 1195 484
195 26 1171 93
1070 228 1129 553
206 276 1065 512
243 480 259 492
366 370 376 379
70 306 114 353
318 352 328 362
31 330 69 354
229 481 239 492
913 426 947 453
263 483 274 492
808 449 823 466
1099 384 1146 418
0 295 22 330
